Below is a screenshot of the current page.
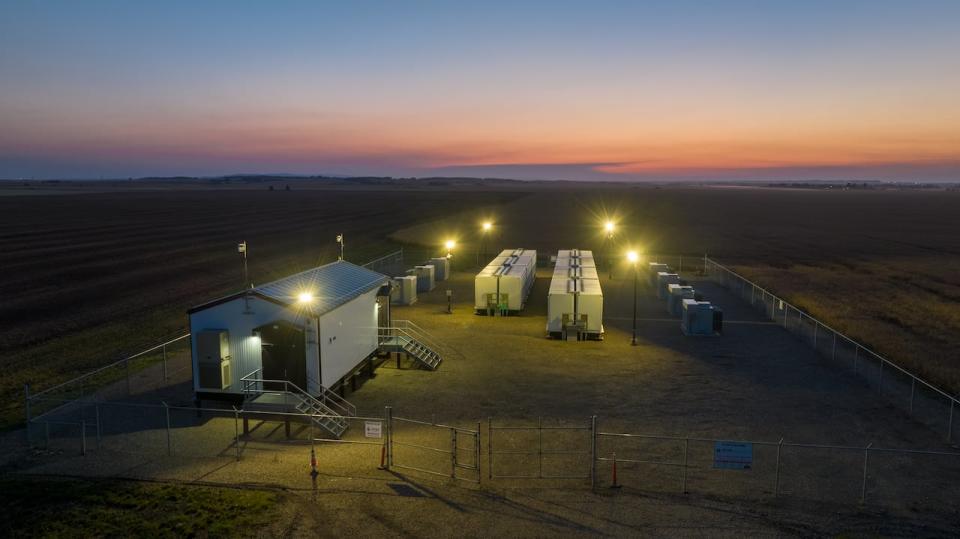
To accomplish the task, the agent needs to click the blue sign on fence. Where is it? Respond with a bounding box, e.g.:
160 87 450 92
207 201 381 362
714 441 753 470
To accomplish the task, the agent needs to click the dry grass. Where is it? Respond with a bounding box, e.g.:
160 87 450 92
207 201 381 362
735 257 960 392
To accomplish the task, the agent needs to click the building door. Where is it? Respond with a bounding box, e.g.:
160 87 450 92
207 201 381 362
256 321 307 391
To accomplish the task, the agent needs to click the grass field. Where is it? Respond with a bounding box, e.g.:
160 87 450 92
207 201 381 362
0 475 277 537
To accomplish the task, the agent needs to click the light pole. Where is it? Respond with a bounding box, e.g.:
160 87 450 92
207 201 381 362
445 239 456 272
605 221 615 279
627 250 639 346
478 222 492 266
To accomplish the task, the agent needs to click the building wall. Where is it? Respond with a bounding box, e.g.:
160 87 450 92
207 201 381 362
189 289 380 395
318 287 380 387
189 296 319 395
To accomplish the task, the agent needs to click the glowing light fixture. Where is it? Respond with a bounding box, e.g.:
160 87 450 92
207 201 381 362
445 239 456 250
627 250 639 263
605 221 615 234
297 292 314 303
482 222 492 231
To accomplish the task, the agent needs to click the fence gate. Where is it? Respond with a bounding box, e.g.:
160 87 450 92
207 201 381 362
389 415 479 483
488 417 594 481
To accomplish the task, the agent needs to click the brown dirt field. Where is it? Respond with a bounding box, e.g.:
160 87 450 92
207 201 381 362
0 186 526 424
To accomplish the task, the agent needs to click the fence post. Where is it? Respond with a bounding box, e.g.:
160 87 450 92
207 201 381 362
24 384 32 447
164 402 172 456
537 416 543 479
774 438 783 497
476 421 481 482
95 402 102 449
878 360 884 394
783 305 788 328
681 438 688 494
487 416 493 480
590 416 598 490
162 344 168 382
909 378 915 415
233 406 240 461
450 428 457 479
385 406 393 468
948 400 954 443
80 420 87 456
860 443 872 504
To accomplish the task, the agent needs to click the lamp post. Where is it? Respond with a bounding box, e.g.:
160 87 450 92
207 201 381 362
627 251 639 346
478 222 492 266
445 239 456 272
605 221 615 279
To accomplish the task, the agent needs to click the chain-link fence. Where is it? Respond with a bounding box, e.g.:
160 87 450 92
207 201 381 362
21 398 960 509
361 248 405 276
703 257 960 443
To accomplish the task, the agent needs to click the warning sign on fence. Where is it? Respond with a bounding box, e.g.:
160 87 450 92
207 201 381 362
364 421 382 439
714 441 752 469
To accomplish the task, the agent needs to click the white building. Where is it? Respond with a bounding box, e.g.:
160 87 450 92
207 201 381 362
187 260 391 403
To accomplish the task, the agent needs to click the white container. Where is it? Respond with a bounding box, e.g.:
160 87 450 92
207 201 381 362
429 257 450 281
648 263 669 287
547 249 603 338
656 272 681 299
414 265 435 293
681 299 722 336
391 276 418 305
666 284 695 316
475 249 537 313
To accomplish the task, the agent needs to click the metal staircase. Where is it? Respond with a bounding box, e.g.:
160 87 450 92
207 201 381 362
240 370 356 438
378 319 448 370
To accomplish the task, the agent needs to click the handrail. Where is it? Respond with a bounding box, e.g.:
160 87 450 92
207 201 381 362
30 333 191 400
389 319 463 360
242 373 356 418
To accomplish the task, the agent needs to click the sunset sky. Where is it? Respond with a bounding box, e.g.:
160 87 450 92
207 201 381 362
2 1 959 181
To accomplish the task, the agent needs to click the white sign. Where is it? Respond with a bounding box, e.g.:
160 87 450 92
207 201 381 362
364 421 382 439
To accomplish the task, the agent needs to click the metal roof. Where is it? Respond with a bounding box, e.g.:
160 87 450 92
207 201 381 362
254 260 389 316
188 260 388 316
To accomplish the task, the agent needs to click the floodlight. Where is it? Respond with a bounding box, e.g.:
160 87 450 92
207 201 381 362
445 239 456 250
482 222 492 231
605 221 615 233
297 292 314 303
626 250 639 263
